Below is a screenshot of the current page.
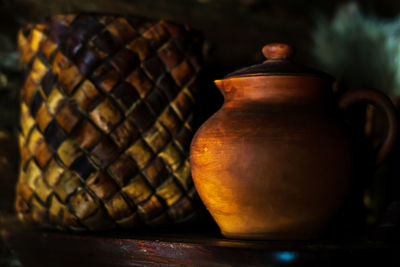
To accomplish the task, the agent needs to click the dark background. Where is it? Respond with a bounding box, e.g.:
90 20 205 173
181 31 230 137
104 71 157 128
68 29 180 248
3 0 400 76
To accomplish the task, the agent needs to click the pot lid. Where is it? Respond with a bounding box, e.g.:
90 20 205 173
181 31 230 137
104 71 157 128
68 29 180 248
225 43 333 80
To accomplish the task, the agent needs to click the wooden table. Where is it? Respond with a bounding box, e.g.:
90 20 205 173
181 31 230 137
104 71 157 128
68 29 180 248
1 226 398 267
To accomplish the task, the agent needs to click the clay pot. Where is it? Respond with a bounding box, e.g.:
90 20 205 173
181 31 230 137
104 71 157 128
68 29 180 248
190 43 398 240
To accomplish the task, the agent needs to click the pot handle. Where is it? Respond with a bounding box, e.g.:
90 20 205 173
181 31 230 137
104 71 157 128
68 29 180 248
339 89 398 165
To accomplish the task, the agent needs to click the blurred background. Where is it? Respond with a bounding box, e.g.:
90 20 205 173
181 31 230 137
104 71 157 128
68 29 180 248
1 0 400 251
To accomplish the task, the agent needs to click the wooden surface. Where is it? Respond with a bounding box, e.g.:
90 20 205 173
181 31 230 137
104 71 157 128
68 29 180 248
1 226 399 267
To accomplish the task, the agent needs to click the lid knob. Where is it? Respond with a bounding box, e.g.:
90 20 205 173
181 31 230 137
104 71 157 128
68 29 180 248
262 43 294 61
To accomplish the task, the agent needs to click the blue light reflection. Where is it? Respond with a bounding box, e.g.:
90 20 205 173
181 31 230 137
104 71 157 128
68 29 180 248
275 251 296 262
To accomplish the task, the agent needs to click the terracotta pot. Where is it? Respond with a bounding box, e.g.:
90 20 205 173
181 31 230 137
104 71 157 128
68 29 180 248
190 43 398 240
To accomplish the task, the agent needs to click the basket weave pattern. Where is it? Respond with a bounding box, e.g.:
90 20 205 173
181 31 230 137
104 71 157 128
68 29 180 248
16 14 202 230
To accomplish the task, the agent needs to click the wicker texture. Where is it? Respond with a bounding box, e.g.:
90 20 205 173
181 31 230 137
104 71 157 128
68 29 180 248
16 14 202 231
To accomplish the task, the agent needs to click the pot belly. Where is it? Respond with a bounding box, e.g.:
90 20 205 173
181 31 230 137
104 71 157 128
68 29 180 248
190 118 353 240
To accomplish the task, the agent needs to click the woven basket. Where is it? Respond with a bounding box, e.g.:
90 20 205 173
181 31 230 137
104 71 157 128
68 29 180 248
16 14 203 231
